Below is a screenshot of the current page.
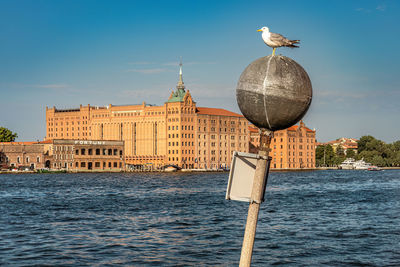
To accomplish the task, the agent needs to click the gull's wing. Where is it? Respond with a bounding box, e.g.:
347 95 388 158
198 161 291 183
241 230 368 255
270 32 290 45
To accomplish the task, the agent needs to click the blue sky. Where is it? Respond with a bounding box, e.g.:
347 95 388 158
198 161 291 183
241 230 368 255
0 0 399 143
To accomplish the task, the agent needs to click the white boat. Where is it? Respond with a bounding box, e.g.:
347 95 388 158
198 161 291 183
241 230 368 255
339 158 356 169
164 166 178 172
339 158 372 170
353 159 371 170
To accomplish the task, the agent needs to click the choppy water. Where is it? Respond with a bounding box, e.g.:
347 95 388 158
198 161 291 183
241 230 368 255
0 170 399 266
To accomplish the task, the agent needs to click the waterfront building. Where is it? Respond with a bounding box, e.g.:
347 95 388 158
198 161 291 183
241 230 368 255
45 64 249 169
323 137 358 155
249 120 316 169
0 140 124 171
49 139 124 171
0 141 49 170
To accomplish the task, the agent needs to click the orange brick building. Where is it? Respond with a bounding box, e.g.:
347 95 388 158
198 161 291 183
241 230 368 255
249 121 316 169
0 141 49 170
45 64 249 170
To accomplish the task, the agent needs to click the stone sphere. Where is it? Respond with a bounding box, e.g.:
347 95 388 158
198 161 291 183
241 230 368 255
236 55 312 131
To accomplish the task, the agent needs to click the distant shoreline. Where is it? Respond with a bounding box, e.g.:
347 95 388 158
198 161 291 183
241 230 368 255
2 167 400 175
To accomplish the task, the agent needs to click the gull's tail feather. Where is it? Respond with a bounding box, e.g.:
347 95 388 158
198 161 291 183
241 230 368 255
288 40 300 48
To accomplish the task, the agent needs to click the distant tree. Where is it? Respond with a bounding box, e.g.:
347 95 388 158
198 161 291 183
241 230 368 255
315 145 325 167
393 151 400 167
358 135 376 153
392 141 400 152
346 149 356 159
316 144 336 167
336 145 345 157
0 127 18 142
371 155 386 167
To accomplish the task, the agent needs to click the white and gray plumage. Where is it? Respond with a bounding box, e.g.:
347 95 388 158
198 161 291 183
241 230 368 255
257 26 300 55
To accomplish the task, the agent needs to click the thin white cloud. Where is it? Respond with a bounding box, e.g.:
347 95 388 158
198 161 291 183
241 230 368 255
356 4 386 13
162 61 217 66
128 61 154 65
124 61 218 75
127 61 217 67
317 90 367 99
34 83 69 89
125 68 170 74
119 89 166 99
355 7 371 13
376 4 386 11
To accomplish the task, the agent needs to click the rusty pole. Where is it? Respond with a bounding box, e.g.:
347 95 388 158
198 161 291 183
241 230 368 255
239 129 273 267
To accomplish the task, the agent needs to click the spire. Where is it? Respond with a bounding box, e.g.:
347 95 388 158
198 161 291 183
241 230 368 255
177 56 185 90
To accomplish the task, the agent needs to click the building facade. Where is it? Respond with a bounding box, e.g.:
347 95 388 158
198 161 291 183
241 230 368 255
323 138 358 155
45 65 249 170
0 142 48 170
48 139 124 171
249 121 316 169
0 140 124 171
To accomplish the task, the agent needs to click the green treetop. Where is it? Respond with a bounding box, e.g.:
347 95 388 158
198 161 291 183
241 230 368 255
0 127 18 142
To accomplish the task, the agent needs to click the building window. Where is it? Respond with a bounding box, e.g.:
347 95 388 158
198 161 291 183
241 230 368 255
96 149 100 155
81 149 85 155
37 156 40 163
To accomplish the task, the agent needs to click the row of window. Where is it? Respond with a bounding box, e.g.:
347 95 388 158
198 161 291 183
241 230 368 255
76 161 122 168
15 156 41 163
202 119 244 126
168 125 194 131
168 141 195 147
168 150 195 155
48 132 90 138
168 133 194 139
49 126 90 132
168 108 194 114
75 148 122 156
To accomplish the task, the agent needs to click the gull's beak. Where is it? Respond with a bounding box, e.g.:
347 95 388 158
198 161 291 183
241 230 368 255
257 29 263 32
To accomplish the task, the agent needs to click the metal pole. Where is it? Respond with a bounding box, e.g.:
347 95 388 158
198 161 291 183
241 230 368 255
239 129 273 267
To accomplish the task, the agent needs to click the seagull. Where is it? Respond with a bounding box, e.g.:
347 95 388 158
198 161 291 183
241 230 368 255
257 26 300 56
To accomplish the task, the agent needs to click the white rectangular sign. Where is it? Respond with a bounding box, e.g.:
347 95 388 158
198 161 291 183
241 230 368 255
226 152 259 202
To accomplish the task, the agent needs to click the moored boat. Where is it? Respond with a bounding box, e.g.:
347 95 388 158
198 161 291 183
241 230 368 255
339 158 356 169
353 159 371 170
368 166 381 171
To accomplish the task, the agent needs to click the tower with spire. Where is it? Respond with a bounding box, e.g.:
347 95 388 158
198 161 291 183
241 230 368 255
167 58 188 103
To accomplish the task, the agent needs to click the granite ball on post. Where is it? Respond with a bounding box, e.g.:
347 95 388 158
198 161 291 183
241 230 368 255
236 55 312 131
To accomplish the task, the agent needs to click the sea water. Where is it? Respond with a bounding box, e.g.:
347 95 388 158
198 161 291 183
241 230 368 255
0 170 399 266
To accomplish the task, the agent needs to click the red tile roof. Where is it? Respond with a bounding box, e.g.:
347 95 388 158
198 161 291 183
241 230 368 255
286 125 315 132
0 140 52 145
196 107 244 117
248 126 259 133
0 141 38 145
38 140 53 144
